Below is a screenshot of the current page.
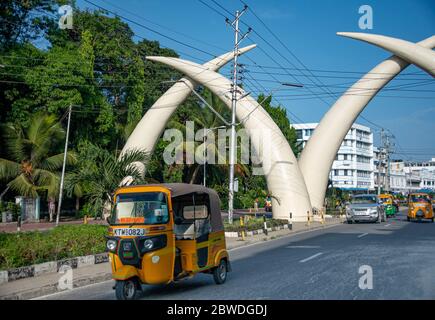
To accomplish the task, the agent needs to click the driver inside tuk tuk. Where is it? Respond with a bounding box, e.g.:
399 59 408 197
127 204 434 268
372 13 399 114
143 202 166 224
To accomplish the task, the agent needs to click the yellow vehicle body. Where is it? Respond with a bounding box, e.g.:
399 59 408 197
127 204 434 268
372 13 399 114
379 194 393 205
407 193 434 222
106 184 230 299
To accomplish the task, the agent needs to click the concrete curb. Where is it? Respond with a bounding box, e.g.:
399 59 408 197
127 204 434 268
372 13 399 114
225 224 290 238
0 253 109 285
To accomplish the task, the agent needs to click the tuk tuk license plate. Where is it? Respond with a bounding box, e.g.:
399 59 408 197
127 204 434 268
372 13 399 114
114 228 146 236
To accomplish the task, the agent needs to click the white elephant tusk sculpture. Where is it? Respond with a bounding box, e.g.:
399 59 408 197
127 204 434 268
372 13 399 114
337 32 435 77
298 34 435 209
146 56 312 222
120 44 257 177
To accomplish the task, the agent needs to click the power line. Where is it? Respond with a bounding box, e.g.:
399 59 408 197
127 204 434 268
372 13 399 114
83 0 219 59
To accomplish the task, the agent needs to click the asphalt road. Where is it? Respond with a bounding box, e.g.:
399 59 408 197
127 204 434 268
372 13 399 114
39 209 435 300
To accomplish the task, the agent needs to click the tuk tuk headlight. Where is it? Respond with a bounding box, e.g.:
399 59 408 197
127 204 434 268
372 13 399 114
106 239 117 252
143 239 154 250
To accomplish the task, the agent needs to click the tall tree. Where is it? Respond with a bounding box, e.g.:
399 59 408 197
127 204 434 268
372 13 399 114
0 112 76 220
258 93 299 155
0 0 57 50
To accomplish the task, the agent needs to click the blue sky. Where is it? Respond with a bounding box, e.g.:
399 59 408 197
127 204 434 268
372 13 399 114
76 0 435 160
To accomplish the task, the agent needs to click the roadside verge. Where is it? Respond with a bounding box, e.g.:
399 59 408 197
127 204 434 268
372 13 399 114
0 218 342 300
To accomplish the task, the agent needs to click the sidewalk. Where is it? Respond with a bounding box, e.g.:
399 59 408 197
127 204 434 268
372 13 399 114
0 218 106 233
0 218 342 300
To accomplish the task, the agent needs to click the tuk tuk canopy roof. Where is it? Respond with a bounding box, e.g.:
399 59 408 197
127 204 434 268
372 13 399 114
141 183 224 232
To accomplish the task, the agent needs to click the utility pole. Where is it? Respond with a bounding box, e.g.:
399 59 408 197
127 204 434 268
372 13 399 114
377 129 384 195
56 104 72 226
226 5 251 225
377 128 395 195
385 135 391 193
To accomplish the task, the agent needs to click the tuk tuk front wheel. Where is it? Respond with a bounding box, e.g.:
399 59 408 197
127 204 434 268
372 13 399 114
213 259 228 285
115 279 140 300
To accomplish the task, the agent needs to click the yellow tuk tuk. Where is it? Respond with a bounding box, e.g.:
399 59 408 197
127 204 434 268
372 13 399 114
106 183 230 300
407 192 434 223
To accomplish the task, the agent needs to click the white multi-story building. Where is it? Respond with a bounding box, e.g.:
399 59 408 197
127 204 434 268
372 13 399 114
375 158 435 194
404 158 435 191
293 123 375 191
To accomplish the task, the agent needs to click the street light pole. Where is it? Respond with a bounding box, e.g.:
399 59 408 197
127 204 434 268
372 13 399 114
56 104 72 226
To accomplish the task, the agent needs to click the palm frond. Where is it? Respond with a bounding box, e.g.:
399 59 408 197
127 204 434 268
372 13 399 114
0 158 21 180
8 174 38 198
39 151 77 171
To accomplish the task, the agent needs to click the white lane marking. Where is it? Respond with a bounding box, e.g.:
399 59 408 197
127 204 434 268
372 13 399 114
384 223 391 227
229 223 341 252
299 252 324 263
287 245 321 249
358 233 368 238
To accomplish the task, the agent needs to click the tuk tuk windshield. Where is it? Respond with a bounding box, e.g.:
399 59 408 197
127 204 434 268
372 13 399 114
379 196 392 204
114 192 169 225
410 194 431 203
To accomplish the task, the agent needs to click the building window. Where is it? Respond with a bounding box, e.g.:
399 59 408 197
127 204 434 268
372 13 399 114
296 130 302 140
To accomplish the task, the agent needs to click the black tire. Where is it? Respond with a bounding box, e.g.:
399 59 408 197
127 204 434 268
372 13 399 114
213 259 228 285
431 218 434 223
407 216 410 222
115 279 140 300
347 220 353 224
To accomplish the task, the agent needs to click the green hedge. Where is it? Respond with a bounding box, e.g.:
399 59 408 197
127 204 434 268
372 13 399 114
0 225 107 270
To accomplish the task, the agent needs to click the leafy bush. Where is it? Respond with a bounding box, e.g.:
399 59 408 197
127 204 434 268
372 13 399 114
0 225 107 270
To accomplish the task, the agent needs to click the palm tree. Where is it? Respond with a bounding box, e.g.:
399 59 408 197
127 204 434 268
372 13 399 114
65 143 149 219
164 88 250 185
192 89 250 184
0 113 76 221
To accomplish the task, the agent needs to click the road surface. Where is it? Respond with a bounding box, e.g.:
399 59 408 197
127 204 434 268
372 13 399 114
39 209 435 300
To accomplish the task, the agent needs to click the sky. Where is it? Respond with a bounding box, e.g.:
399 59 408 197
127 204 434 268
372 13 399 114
75 0 435 161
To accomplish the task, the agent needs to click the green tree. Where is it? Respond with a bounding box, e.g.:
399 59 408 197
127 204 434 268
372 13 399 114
257 94 299 155
0 112 76 220
65 143 149 218
0 0 57 50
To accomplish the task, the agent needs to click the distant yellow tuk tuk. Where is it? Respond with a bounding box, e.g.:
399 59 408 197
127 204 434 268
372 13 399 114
106 183 230 300
379 194 397 217
407 192 434 222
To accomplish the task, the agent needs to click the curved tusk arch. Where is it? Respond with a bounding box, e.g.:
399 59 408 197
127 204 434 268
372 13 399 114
146 56 312 222
298 35 435 209
120 44 257 176
337 32 435 77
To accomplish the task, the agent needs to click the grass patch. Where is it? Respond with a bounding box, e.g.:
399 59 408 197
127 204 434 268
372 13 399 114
224 217 287 232
0 225 107 270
